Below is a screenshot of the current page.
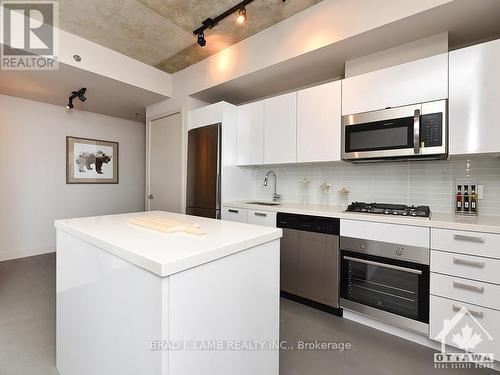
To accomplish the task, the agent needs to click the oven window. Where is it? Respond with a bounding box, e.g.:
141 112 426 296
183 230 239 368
345 116 414 153
341 251 429 322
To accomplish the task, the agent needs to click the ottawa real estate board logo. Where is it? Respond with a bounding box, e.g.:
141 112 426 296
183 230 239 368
433 306 494 370
0 0 58 70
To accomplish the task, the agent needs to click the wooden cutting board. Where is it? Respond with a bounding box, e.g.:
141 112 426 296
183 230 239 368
128 216 206 235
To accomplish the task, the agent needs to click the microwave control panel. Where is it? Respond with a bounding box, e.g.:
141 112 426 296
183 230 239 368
420 113 443 147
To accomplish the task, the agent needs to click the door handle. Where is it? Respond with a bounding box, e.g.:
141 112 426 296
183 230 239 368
453 258 485 268
452 304 483 318
343 256 422 275
148 194 155 199
413 109 421 155
453 281 484 293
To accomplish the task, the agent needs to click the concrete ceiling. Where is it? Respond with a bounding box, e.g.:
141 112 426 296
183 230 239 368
58 0 324 74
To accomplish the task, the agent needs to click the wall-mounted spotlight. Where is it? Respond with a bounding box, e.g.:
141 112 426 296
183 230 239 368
236 7 247 24
193 0 254 47
66 88 87 110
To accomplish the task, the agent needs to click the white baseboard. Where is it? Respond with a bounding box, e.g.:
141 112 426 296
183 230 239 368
0 246 55 262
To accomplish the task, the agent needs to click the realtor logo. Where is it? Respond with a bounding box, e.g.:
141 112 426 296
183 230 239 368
0 0 58 70
434 306 494 369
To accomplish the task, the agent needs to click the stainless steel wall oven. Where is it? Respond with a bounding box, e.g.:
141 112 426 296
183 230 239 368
340 237 430 334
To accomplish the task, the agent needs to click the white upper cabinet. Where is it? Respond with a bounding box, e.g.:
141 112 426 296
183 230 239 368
342 53 448 115
297 81 341 162
449 39 500 155
264 92 297 164
237 101 265 165
189 102 224 130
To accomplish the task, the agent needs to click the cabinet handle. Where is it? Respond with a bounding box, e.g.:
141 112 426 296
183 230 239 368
452 304 484 318
254 212 267 217
453 234 485 243
228 209 239 213
453 281 484 293
453 258 485 268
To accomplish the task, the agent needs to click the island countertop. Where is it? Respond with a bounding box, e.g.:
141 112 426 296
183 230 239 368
55 211 282 277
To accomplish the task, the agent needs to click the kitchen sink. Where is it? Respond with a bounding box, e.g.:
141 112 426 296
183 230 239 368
245 201 281 206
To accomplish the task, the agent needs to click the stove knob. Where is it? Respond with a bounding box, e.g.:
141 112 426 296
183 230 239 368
384 209 391 215
392 211 399 215
411 211 417 216
402 211 408 216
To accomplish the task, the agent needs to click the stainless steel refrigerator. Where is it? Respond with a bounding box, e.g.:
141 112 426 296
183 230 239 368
186 124 221 219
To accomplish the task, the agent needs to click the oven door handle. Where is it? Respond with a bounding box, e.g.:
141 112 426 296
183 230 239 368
343 256 423 275
413 108 421 155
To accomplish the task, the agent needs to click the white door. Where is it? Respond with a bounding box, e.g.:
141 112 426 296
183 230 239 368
297 81 341 162
148 113 183 212
449 39 500 155
237 101 265 166
264 92 297 164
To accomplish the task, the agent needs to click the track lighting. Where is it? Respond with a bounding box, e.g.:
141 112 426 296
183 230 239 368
197 32 207 47
65 88 87 110
193 0 254 47
236 7 247 24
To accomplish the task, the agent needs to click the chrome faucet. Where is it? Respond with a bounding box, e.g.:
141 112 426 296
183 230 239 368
263 170 282 202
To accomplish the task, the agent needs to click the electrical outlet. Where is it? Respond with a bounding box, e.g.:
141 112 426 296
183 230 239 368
478 185 484 200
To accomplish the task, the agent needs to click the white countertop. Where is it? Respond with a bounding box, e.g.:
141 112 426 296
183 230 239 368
55 211 282 277
223 201 500 234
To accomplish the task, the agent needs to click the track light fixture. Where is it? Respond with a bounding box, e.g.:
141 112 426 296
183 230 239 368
197 31 206 47
236 7 247 24
65 88 87 110
193 0 254 47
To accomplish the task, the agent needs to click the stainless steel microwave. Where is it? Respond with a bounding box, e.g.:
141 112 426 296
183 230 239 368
342 99 448 162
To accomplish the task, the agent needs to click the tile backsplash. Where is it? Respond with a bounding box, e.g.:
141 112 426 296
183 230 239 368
249 155 500 215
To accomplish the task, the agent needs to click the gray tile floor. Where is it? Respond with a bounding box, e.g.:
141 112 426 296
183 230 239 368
0 254 495 375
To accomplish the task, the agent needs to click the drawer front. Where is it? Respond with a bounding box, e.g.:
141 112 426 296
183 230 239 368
431 273 500 311
247 210 277 228
221 207 248 223
432 229 500 259
340 219 429 248
430 295 500 359
431 250 500 285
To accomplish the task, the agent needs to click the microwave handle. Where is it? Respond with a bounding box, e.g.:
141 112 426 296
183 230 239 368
413 109 421 155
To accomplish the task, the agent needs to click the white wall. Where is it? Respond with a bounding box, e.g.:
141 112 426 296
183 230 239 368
0 94 145 261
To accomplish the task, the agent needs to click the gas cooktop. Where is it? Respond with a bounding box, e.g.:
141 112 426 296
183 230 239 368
346 202 431 218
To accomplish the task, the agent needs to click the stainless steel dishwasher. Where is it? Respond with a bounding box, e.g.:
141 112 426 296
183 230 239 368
277 212 342 316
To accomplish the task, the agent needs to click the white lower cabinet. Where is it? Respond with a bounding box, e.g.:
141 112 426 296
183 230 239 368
430 295 500 359
247 210 277 228
221 207 248 223
431 273 500 311
430 228 500 359
222 206 276 228
431 250 500 285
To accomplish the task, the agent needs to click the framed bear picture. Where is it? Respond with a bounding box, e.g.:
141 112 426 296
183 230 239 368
66 136 119 184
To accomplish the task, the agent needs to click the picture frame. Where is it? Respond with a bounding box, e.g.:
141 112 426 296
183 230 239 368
66 136 119 184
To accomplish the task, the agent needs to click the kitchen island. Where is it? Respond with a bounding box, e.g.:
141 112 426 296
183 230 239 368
55 211 282 375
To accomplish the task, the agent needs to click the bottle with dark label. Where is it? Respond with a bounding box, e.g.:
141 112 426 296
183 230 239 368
463 185 470 213
471 185 478 214
456 185 463 213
